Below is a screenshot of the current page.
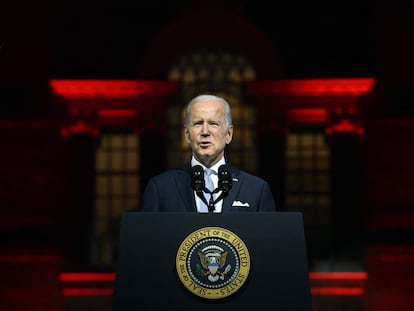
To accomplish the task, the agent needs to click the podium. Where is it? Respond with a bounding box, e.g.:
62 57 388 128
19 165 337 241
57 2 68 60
112 212 313 310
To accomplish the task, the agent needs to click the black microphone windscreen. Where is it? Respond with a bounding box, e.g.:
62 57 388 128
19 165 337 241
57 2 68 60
191 165 205 192
218 165 232 192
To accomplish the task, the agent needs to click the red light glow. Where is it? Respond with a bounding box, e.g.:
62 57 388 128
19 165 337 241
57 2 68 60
325 119 365 135
60 272 368 282
50 80 178 99
311 287 365 296
62 288 114 296
287 108 328 123
60 121 100 137
246 78 375 97
98 109 137 118
309 272 368 280
58 272 368 297
59 273 116 281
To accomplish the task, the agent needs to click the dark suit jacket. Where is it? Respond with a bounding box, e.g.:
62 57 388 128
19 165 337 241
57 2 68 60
140 163 276 212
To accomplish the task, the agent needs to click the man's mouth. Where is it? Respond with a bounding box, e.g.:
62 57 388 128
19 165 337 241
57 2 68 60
200 142 211 148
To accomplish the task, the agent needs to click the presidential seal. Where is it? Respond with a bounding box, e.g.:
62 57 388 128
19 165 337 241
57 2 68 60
176 227 250 299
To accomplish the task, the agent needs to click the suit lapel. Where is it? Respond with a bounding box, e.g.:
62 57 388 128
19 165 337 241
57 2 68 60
175 163 197 212
222 165 241 212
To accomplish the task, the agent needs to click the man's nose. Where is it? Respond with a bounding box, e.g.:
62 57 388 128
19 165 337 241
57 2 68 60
201 124 210 135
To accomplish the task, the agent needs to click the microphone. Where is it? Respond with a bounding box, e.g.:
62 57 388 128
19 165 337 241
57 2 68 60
191 165 209 206
218 164 232 193
191 165 204 193
213 165 233 205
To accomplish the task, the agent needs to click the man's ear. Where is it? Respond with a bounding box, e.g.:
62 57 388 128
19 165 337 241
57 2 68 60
225 126 233 144
184 128 191 143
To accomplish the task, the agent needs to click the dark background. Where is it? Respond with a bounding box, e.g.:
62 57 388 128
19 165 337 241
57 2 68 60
2 0 382 81
56 0 376 78
1 1 414 311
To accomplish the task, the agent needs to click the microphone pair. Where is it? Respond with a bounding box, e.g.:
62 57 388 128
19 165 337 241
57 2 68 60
191 164 232 193
191 164 233 211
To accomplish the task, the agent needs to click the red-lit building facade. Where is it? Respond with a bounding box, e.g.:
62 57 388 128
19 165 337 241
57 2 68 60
1 2 413 311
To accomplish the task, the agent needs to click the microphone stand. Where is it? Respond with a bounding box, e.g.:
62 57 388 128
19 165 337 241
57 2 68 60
203 188 220 212
191 164 232 212
203 187 232 212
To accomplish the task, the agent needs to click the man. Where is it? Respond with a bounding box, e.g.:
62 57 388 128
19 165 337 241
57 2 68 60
140 94 276 212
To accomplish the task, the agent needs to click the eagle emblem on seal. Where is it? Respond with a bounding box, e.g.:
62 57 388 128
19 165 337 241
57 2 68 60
196 245 232 282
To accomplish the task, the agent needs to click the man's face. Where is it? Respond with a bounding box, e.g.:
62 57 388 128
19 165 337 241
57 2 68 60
185 100 233 167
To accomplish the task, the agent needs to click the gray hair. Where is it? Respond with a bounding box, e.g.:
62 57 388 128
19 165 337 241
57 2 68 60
184 94 233 128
